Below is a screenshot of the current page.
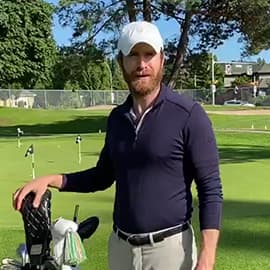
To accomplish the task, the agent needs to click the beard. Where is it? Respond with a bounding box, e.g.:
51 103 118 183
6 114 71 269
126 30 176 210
122 66 163 98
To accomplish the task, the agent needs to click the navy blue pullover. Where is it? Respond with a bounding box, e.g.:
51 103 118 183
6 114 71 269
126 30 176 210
62 84 223 233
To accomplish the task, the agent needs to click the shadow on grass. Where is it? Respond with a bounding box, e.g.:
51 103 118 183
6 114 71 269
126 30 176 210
221 200 270 252
0 115 108 137
219 144 270 164
193 199 270 253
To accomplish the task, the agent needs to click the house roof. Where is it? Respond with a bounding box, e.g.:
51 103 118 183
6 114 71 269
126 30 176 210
253 63 270 73
221 63 270 76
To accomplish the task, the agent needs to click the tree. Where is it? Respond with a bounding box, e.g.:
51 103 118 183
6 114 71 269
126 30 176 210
231 75 252 87
52 47 86 90
235 0 270 56
52 44 125 90
170 52 224 101
57 0 270 88
0 0 57 89
81 63 105 90
187 53 224 89
52 44 104 89
112 61 128 90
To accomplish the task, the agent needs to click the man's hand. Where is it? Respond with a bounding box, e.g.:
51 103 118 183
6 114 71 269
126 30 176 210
195 229 220 270
13 174 64 210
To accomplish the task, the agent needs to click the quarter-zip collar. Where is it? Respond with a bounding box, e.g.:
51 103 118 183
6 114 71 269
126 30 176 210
130 106 153 136
120 83 168 119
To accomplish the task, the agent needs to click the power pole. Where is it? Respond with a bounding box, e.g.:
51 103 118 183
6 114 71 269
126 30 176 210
211 53 216 105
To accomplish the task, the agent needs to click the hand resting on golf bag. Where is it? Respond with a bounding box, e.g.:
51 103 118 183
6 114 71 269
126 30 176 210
13 174 65 211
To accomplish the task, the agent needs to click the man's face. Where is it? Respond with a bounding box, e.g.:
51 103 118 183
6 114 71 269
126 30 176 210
120 43 164 97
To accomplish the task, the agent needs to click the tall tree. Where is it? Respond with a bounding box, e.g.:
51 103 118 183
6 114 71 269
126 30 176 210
126 0 137 21
0 0 57 89
111 60 128 90
143 0 152 21
52 44 125 90
57 0 270 88
186 52 224 89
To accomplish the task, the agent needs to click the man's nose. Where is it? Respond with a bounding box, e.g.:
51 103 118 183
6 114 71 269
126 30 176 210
137 56 147 69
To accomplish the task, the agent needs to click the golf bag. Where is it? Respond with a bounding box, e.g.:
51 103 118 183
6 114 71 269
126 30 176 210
1 190 99 270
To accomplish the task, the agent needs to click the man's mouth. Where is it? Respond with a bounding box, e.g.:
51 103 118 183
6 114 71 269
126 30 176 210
135 74 150 78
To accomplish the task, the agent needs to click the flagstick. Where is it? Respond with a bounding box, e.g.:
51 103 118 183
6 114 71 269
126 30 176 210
25 144 35 178
18 136 21 148
17 128 23 148
75 135 82 164
31 153 35 179
78 142 81 164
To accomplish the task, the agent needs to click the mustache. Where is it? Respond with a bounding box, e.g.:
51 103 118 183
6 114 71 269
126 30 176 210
131 71 152 77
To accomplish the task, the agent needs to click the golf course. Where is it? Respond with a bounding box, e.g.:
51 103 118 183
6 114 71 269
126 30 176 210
0 106 270 270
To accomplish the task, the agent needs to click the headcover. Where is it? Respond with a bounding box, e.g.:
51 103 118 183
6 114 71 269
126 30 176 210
20 190 52 267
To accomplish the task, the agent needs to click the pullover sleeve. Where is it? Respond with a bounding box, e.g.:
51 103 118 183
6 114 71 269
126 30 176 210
60 115 115 193
184 103 223 230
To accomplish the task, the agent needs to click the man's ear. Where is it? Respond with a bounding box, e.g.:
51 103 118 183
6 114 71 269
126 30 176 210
160 51 165 67
117 52 123 70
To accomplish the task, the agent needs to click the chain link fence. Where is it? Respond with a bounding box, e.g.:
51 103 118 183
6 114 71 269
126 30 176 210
0 87 264 109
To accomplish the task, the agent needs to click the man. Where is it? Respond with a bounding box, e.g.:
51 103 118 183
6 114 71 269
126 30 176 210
13 21 223 270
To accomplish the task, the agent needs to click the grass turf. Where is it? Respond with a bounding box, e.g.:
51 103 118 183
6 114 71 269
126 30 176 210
0 107 270 269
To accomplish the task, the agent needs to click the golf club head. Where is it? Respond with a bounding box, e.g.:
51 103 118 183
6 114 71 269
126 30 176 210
16 244 29 266
19 190 52 267
43 258 60 270
77 216 99 241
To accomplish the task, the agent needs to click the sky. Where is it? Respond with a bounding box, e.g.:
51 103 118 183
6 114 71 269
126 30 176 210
49 1 270 63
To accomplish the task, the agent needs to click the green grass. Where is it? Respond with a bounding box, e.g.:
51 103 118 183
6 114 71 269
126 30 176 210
0 107 270 269
209 115 270 130
204 105 270 111
0 107 109 136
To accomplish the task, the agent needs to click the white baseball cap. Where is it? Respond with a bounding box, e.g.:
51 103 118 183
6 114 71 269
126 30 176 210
117 21 164 56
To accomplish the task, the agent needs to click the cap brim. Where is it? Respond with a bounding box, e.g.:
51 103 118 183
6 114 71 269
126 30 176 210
121 39 162 56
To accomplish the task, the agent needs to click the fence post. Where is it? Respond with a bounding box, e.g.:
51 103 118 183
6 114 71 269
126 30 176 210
44 90 47 109
8 89 11 106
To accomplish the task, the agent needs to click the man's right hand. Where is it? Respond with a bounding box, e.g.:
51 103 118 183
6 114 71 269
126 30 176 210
13 174 64 210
